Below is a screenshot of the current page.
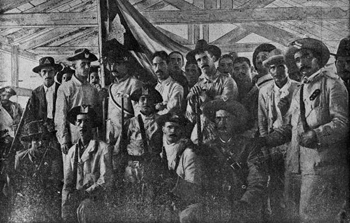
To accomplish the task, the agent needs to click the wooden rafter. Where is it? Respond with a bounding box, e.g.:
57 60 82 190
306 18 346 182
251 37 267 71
211 26 251 44
163 0 201 10
133 0 162 11
141 7 348 24
0 43 37 61
0 12 98 28
239 0 275 9
44 28 97 47
33 46 99 55
0 0 30 14
185 42 264 53
157 26 191 45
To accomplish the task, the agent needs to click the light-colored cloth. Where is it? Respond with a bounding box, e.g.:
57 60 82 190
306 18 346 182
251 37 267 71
186 70 237 122
61 139 113 221
258 78 299 137
55 75 100 145
44 83 56 119
155 76 184 115
0 102 22 137
255 73 273 89
106 75 142 144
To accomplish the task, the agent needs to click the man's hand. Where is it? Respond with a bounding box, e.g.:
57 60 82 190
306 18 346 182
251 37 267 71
300 130 318 148
278 97 290 116
155 103 166 111
61 142 71 154
189 85 203 97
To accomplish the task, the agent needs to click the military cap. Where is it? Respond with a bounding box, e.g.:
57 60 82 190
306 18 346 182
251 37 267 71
186 39 221 62
0 86 16 96
285 38 330 68
332 37 350 58
263 49 285 68
156 109 189 127
32 57 62 73
202 99 248 127
252 43 276 70
67 105 98 127
66 48 98 62
130 84 163 104
21 120 47 142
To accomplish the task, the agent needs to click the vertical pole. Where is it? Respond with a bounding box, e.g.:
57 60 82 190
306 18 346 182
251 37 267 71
11 45 19 88
97 0 106 88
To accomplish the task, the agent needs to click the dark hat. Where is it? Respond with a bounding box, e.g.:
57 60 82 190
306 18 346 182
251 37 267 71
103 39 132 63
0 86 16 96
67 105 98 127
32 57 62 73
130 84 163 104
66 48 98 62
263 49 285 68
21 120 47 142
156 109 189 127
285 38 330 68
252 43 276 69
202 99 248 127
186 39 221 62
332 37 350 58
56 64 75 84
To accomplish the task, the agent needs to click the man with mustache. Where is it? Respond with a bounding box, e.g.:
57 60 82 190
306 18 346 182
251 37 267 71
252 43 276 88
257 49 299 222
152 51 184 115
0 86 22 136
61 105 113 223
169 51 190 98
257 38 349 222
334 37 350 93
184 60 201 89
202 99 267 222
186 40 237 143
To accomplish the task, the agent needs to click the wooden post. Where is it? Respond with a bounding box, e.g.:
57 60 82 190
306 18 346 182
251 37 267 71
11 45 19 87
97 0 106 88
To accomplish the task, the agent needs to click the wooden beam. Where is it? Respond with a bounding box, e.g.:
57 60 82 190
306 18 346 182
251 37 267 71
133 0 162 11
157 27 191 45
142 7 348 24
11 45 19 87
211 26 251 44
242 22 301 46
0 0 30 13
220 0 233 9
239 0 275 9
0 43 37 61
33 46 99 55
145 1 167 11
44 28 97 47
0 12 98 28
186 42 263 53
163 0 201 10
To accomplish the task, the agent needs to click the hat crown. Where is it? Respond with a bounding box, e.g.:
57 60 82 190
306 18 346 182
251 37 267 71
22 120 46 141
336 37 350 57
268 48 283 57
39 57 55 66
195 39 209 50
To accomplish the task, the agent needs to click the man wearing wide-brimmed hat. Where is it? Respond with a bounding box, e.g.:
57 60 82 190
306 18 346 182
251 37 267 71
334 36 350 92
55 48 101 156
104 41 142 149
155 110 204 223
258 37 349 222
0 86 22 136
257 49 299 221
56 64 74 84
201 99 267 223
61 105 113 223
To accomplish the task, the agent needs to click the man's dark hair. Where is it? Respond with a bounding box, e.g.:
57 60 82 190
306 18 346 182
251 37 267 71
151 51 169 64
169 51 184 62
219 54 234 64
309 49 323 68
233 57 251 67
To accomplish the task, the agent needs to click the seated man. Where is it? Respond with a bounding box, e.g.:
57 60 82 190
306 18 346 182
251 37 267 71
61 105 113 223
202 99 268 222
156 111 204 223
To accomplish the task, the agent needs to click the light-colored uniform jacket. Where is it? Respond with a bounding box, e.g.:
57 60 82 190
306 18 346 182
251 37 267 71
61 139 113 219
258 78 299 137
0 102 22 137
155 76 184 115
55 75 100 145
106 75 142 144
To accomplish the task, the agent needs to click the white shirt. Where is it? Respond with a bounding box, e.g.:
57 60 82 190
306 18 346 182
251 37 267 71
44 83 55 119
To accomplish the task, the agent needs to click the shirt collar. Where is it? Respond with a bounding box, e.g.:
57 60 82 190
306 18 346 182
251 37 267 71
302 69 322 84
274 77 291 93
158 76 173 85
199 69 222 82
43 82 55 92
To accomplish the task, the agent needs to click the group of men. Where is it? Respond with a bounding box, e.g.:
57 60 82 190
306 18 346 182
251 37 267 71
0 35 349 223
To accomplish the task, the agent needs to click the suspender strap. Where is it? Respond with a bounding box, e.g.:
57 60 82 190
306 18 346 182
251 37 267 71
138 114 149 154
299 84 309 132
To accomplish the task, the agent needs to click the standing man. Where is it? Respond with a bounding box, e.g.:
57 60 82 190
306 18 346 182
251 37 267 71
61 105 113 223
105 47 143 147
184 60 201 89
202 99 267 222
218 54 234 77
252 43 276 88
169 51 189 98
258 49 299 222
258 38 349 222
0 86 22 136
55 49 101 155
152 51 184 115
334 36 350 93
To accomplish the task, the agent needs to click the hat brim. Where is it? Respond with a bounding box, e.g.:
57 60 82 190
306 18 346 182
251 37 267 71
130 89 163 104
67 107 99 128
263 55 285 68
156 112 189 127
0 87 16 96
203 100 248 127
21 132 44 142
66 54 98 62
32 64 62 74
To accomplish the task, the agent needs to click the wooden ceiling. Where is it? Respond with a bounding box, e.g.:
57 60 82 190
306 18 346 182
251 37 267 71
0 0 349 63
